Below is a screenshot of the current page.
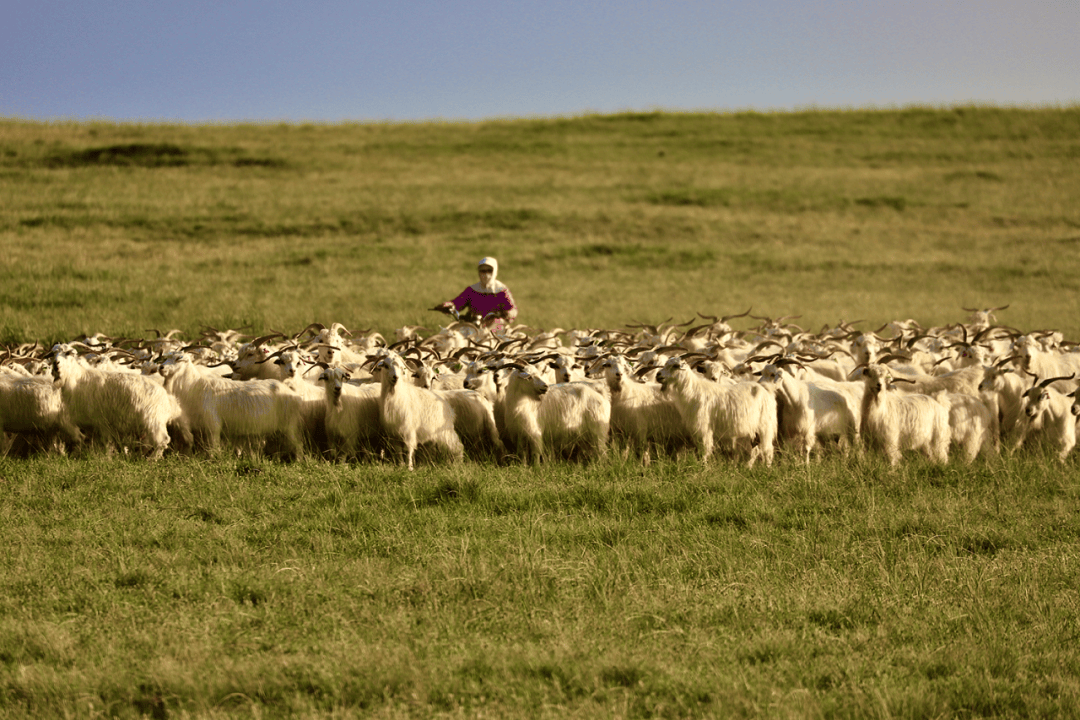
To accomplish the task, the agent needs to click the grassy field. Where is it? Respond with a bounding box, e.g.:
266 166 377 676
3 107 1080 342
3 107 1080 718
4 452 1080 718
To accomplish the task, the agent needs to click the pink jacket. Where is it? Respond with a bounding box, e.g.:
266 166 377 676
450 285 518 331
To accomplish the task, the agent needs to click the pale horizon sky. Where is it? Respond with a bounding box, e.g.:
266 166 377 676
3 1 1078 124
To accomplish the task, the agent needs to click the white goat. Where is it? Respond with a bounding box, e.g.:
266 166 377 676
501 363 611 463
695 358 734 384
316 366 385 461
1013 374 1077 461
411 355 466 392
857 363 950 466
1014 337 1080 393
805 377 865 455
760 358 859 459
756 360 820 463
296 322 373 374
371 352 463 470
160 356 305 459
757 360 816 462
413 359 504 461
657 356 777 467
230 334 288 381
627 348 672 383
893 363 986 398
547 352 593 385
277 349 333 452
50 344 179 459
0 373 84 455
596 354 692 463
460 356 506 402
461 355 518 447
944 392 999 463
978 361 1030 443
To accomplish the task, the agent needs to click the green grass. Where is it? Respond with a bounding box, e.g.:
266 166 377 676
3 451 1080 717
2 106 1080 342
3 106 1080 717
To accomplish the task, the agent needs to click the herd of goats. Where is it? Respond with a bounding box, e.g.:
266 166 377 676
2 305 1079 468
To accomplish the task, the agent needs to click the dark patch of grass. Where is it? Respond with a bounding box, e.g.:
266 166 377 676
645 187 735 208
620 488 692 516
889 515 941 540
592 524 629 548
429 207 550 231
643 185 824 211
14 205 544 241
807 608 856 631
46 142 193 168
234 460 263 477
565 483 609 513
230 579 270 607
231 156 288 168
727 252 882 275
599 111 667 124
740 640 788 666
922 659 957 680
188 506 225 524
39 142 288 169
854 195 908 211
419 477 481 506
945 169 1005 182
957 531 1011 557
553 242 716 270
131 685 170 720
945 676 1034 718
114 569 153 589
807 600 880 632
17 215 95 230
703 510 750 529
600 662 647 687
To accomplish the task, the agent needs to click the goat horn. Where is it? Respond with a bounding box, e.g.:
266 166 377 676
1039 373 1076 389
876 353 909 366
292 322 325 341
722 307 753 323
250 333 285 348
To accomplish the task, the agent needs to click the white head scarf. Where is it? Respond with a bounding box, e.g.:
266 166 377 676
472 256 507 294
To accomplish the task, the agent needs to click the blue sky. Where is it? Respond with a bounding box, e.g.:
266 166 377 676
3 0 1077 123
